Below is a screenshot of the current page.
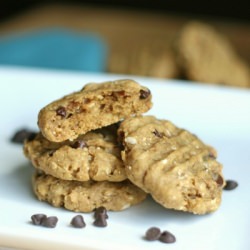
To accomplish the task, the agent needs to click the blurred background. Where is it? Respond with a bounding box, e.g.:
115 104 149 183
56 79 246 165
0 0 249 88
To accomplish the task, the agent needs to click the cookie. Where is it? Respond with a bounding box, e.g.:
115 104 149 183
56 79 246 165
128 41 180 79
118 115 225 214
32 171 147 212
175 21 250 88
24 124 126 182
38 79 152 142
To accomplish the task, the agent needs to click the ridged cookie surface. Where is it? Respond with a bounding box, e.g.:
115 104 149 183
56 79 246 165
118 116 225 214
32 172 147 212
24 124 126 182
38 79 152 142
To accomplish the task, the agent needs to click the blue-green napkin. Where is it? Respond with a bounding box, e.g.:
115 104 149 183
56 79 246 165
0 28 107 72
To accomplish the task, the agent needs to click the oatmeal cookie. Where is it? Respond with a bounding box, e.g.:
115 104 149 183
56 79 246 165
32 171 147 212
118 115 225 214
38 79 152 142
24 124 126 182
175 21 250 88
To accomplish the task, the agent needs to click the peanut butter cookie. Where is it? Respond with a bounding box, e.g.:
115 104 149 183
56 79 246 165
175 21 250 88
32 171 147 212
24 124 126 182
38 79 152 142
118 115 225 214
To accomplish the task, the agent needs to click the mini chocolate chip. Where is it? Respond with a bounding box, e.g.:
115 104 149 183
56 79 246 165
56 106 66 118
153 129 163 138
208 152 216 159
71 215 86 228
145 227 161 241
41 216 58 228
117 90 127 96
139 89 151 99
31 214 47 225
215 175 224 186
71 140 87 149
224 180 238 190
93 214 107 227
48 150 55 157
84 98 91 104
11 129 37 144
119 131 125 140
159 231 176 243
94 206 108 219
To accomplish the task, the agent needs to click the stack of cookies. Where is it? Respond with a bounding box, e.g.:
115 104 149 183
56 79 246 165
24 79 152 212
24 79 225 215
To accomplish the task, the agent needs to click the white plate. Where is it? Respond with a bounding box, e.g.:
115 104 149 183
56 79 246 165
0 66 250 250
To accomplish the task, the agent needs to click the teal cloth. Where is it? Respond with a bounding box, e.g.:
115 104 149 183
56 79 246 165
0 28 107 72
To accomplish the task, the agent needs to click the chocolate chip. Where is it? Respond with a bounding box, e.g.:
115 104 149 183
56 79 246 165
11 129 37 144
153 129 163 138
139 89 151 99
71 215 86 228
145 227 161 241
215 174 224 186
94 206 108 219
56 106 66 118
41 216 58 228
31 214 47 225
71 140 87 149
93 214 107 227
159 231 176 243
116 90 126 96
223 180 238 190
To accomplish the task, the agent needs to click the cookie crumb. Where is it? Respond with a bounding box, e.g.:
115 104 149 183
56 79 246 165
125 137 137 145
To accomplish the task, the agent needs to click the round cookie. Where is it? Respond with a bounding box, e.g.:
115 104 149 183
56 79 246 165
24 124 127 182
38 79 152 142
118 115 225 215
174 21 250 88
32 171 147 212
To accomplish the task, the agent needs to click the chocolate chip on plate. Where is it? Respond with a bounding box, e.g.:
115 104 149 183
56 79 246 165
41 216 58 228
159 230 176 243
93 213 107 227
71 215 86 228
94 206 108 219
11 129 37 144
223 180 238 190
56 106 67 118
145 227 161 241
31 214 47 225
